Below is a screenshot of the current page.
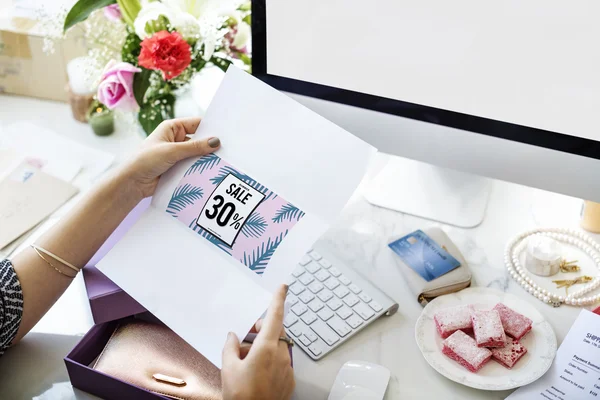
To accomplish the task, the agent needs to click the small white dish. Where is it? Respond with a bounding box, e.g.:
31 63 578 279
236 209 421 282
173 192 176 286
415 287 557 391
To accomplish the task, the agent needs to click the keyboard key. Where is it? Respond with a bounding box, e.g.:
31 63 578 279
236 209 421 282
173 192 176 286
317 290 333 302
358 292 372 303
308 342 323 356
348 284 362 294
333 286 350 299
289 282 305 295
292 266 306 278
308 300 324 312
301 312 317 325
327 316 352 337
284 315 298 328
314 269 330 282
299 274 315 286
289 324 303 337
343 294 360 307
318 259 332 269
305 331 318 342
327 298 343 311
317 307 334 321
286 296 299 306
309 250 322 260
299 255 312 266
369 301 383 312
354 302 376 320
299 291 315 304
286 275 296 285
291 303 308 316
324 277 340 290
310 320 340 346
339 275 352 286
299 335 312 346
306 262 321 274
346 314 364 329
336 306 353 320
329 267 342 277
308 282 324 294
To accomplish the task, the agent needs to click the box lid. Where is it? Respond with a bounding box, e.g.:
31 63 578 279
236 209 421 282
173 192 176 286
83 197 151 324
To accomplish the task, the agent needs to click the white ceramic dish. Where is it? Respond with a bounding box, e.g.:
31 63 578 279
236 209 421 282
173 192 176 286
415 287 557 391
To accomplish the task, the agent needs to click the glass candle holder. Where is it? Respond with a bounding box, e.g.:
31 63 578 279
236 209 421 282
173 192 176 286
88 108 115 136
66 84 94 123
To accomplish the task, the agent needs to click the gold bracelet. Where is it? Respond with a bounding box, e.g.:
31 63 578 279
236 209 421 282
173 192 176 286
31 244 80 273
31 245 77 279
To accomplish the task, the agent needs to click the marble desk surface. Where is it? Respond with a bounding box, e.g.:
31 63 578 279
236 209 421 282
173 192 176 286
0 95 598 400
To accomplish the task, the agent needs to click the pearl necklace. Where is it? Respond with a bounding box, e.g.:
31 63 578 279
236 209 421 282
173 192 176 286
505 228 600 307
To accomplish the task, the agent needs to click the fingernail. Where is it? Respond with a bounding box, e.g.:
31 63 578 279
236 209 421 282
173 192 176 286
283 284 289 293
208 137 220 148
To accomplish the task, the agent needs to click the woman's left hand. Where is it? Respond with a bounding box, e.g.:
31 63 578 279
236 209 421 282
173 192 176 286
120 117 221 199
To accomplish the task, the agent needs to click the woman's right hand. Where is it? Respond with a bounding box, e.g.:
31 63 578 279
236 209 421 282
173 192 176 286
221 284 295 400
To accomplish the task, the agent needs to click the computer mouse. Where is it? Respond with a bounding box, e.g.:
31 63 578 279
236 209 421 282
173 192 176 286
327 360 391 400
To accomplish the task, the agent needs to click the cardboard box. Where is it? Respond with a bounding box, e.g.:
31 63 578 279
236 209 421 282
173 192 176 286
0 10 86 101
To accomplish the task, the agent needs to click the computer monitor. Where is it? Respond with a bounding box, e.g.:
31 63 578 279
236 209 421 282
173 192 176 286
252 0 600 227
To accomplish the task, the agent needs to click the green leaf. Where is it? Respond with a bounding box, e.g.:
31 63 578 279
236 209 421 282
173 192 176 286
122 29 142 65
210 57 232 73
133 68 152 107
63 0 116 32
116 0 141 27
138 94 175 135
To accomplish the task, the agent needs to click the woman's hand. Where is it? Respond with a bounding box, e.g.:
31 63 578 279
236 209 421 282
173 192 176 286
120 117 221 199
221 285 296 400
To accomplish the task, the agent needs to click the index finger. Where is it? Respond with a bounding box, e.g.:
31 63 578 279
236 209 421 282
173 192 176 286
256 284 288 342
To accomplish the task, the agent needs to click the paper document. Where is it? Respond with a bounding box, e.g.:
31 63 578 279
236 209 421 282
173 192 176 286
97 66 375 367
0 162 79 249
508 310 600 400
0 122 114 183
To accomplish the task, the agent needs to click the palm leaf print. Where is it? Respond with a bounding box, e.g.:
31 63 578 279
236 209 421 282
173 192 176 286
241 213 267 238
188 219 232 255
241 230 288 274
210 166 275 200
272 203 305 223
185 154 221 176
167 184 203 216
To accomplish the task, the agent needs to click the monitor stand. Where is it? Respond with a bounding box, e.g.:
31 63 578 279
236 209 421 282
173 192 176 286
364 154 492 228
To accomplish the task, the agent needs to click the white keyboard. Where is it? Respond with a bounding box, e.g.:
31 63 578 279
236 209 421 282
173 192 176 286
284 246 398 360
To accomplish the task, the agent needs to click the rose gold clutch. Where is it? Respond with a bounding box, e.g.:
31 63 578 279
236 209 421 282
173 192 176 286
93 320 222 400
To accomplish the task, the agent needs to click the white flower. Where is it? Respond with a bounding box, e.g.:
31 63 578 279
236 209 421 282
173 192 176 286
233 21 250 49
134 1 200 40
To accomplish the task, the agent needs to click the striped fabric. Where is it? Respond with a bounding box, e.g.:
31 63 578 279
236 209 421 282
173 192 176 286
0 259 23 356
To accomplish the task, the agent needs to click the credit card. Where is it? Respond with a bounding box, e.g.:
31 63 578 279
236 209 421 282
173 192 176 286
388 230 461 282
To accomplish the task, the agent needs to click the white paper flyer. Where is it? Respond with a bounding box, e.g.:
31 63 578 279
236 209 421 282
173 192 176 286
97 66 375 367
508 310 600 400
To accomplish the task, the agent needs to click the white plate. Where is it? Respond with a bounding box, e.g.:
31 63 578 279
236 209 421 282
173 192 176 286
415 287 557 391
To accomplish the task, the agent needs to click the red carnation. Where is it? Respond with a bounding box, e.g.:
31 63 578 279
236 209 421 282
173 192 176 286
138 31 191 81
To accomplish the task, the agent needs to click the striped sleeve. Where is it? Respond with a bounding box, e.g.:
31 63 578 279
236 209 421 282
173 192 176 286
0 259 23 356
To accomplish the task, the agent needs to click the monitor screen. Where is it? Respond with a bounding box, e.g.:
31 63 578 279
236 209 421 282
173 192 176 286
262 0 600 143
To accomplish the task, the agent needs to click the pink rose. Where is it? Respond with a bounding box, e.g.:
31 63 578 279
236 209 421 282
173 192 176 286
103 4 122 22
97 61 141 111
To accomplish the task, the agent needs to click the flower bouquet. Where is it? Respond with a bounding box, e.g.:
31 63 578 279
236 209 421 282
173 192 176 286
62 0 251 135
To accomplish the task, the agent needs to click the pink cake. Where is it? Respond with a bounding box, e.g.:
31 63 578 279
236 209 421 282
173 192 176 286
434 305 474 338
442 330 492 372
472 310 506 348
491 337 527 369
493 303 533 340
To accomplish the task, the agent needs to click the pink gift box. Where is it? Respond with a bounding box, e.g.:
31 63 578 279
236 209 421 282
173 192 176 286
66 197 292 399
82 197 151 324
